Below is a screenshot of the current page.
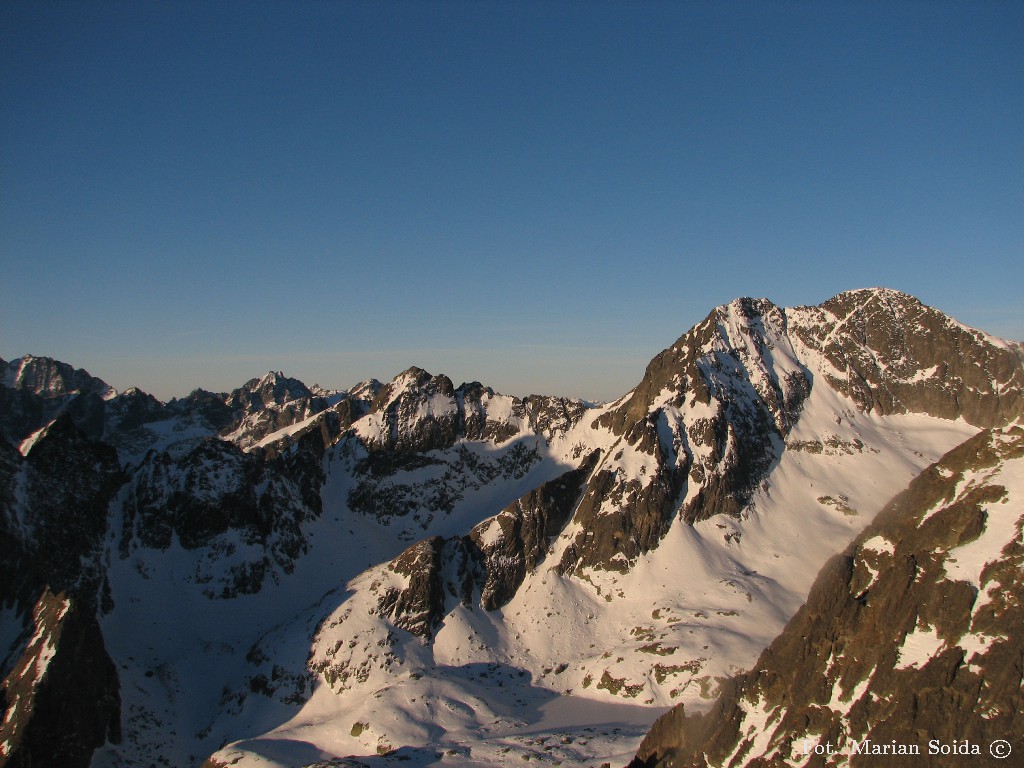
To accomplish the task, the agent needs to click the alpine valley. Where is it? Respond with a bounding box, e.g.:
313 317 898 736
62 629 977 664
1 288 1022 768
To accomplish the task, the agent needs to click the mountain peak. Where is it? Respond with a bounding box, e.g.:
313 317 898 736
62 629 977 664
788 290 1024 427
380 367 455 403
231 370 313 408
2 355 116 400
818 286 927 318
392 365 436 386
720 294 781 316
832 285 918 302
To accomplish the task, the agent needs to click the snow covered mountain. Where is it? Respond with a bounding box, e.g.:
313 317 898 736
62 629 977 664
1 288 1021 768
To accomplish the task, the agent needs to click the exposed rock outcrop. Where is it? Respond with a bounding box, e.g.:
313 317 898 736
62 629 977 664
0 590 121 768
374 456 601 639
1 414 123 607
119 437 323 597
0 355 114 446
790 288 1024 427
561 297 812 574
470 451 601 610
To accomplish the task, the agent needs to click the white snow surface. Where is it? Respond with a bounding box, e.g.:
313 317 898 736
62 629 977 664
895 624 945 670
942 457 1024 594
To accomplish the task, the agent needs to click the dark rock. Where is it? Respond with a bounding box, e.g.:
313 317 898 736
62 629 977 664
6 415 124 604
0 589 120 768
0 356 114 446
226 371 314 413
524 394 590 437
563 298 811 573
380 537 450 639
119 437 322 597
261 396 370 460
1 355 113 400
103 387 170 433
363 367 461 455
791 288 1024 428
168 388 235 431
373 457 600 637
470 452 600 609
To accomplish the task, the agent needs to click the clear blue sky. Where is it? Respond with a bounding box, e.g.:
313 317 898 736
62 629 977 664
2 1 1022 401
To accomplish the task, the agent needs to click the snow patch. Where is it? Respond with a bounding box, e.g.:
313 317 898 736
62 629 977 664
895 624 944 670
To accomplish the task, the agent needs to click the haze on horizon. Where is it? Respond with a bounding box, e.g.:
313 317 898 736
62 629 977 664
2 1 1022 402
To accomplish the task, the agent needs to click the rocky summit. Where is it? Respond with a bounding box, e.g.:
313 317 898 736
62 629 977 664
1 288 1021 768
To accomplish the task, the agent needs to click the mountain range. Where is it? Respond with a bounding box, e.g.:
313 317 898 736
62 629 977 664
1 287 1021 768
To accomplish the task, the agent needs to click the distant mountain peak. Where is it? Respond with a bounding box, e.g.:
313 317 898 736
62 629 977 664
2 354 116 400
258 369 285 383
831 285 918 302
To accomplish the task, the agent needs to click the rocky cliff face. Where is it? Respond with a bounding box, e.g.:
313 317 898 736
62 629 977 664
353 366 585 457
558 297 812 575
631 426 1024 768
367 452 602 640
118 437 323 597
1 354 115 402
0 417 124 768
220 371 334 450
1 415 123 607
0 355 114 448
470 451 601 610
0 590 121 768
789 288 1024 427
342 368 586 530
